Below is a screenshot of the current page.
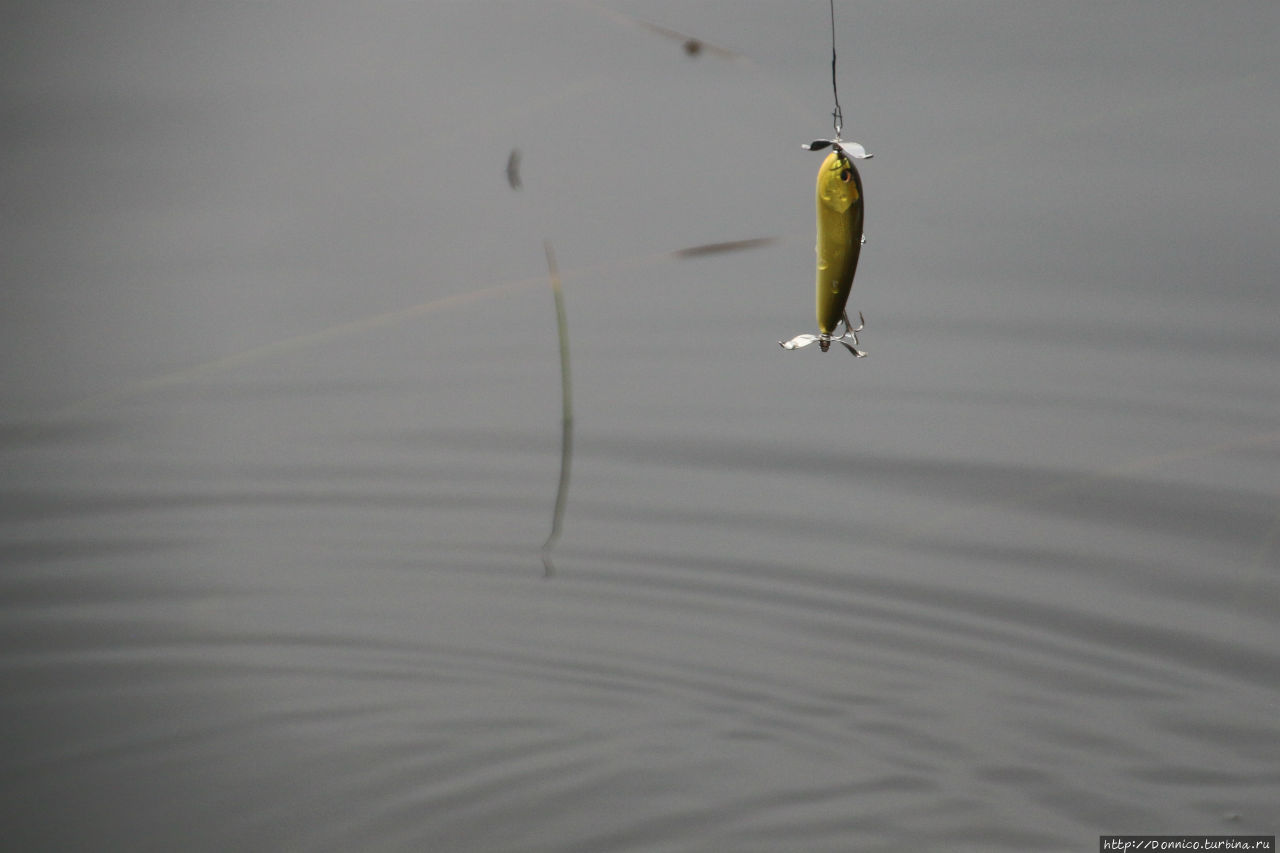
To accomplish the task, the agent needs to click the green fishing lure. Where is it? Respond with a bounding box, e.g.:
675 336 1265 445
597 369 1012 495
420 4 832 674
780 139 871 357
780 0 875 357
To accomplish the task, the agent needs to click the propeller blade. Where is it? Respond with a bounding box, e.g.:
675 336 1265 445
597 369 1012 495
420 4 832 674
779 334 820 350
838 141 872 160
803 139 873 158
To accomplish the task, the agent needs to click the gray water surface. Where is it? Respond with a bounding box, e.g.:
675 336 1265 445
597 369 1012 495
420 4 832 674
3 2 1278 850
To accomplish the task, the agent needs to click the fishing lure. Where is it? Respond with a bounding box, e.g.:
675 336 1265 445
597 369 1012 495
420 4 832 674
780 0 874 357
779 139 872 356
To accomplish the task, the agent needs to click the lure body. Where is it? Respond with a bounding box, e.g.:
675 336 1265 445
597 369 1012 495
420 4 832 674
780 141 870 356
814 150 863 335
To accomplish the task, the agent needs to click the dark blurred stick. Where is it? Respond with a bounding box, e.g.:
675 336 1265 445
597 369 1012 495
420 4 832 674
506 148 522 190
541 239 573 577
671 236 778 259
569 0 747 61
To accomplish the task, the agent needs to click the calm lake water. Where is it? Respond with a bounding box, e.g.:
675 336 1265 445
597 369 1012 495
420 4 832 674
3 1 1277 850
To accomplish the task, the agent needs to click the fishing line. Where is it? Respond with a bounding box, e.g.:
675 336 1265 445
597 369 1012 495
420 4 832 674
827 0 843 136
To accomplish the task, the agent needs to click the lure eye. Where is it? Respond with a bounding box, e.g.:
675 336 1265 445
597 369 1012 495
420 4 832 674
840 169 851 182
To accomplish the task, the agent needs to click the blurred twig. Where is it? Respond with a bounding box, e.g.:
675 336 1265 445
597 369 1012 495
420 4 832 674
541 239 573 577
